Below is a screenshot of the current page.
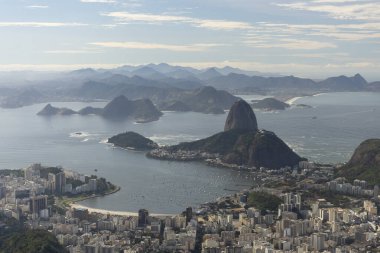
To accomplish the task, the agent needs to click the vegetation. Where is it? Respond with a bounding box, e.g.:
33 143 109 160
302 189 352 208
336 139 380 185
171 129 302 169
40 167 63 179
108 131 158 151
0 215 66 253
247 191 282 213
66 177 85 189
0 230 67 253
0 169 23 177
252 98 290 110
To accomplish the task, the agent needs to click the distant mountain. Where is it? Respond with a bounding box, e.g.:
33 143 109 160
159 101 191 112
336 139 380 185
197 68 223 80
37 96 163 123
252 98 290 111
319 74 367 91
1 88 46 108
1 63 378 110
37 104 77 116
181 86 239 114
149 100 303 169
207 73 316 91
78 106 103 115
130 66 168 80
102 95 163 122
367 81 380 92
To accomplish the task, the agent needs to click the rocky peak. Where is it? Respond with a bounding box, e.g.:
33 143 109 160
224 100 258 132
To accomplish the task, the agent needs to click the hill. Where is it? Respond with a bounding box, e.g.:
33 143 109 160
252 98 290 111
108 131 158 151
37 104 77 116
336 139 380 185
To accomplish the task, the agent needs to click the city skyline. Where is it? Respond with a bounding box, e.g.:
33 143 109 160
0 0 379 80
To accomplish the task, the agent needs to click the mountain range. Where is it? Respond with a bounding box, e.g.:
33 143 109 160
0 63 378 110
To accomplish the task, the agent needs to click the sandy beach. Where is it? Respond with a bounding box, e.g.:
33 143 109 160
285 96 303 105
70 203 173 217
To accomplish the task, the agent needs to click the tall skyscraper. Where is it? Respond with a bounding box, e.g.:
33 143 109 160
55 172 66 195
138 209 149 227
186 207 193 223
29 195 48 215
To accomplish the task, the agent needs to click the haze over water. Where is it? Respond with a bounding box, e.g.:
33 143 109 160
0 92 379 213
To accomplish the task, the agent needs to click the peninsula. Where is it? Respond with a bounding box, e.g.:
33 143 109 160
148 100 303 169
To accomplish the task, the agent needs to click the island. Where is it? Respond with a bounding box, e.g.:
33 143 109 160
251 97 290 111
148 100 303 169
108 131 159 151
37 104 77 116
37 95 163 123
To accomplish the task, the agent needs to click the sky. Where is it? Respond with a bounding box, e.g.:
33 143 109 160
0 0 379 80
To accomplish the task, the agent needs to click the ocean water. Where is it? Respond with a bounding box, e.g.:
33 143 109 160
0 92 379 213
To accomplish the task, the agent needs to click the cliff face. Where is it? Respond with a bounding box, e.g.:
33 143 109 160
337 139 380 184
224 100 258 132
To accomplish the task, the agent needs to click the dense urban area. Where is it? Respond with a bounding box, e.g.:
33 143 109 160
0 161 380 253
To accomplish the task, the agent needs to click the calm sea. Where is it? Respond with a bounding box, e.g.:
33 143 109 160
0 92 379 213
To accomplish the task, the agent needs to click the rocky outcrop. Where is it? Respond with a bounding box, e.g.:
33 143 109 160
224 100 258 132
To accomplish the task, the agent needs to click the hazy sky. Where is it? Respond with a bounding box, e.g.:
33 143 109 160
0 0 379 80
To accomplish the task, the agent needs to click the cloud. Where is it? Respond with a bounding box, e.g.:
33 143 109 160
0 22 87 28
45 50 102 54
80 0 117 3
89 41 223 51
103 12 252 30
245 38 337 50
246 21 380 42
276 1 380 21
26 5 49 9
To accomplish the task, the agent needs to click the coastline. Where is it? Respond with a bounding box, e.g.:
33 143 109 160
69 203 173 217
66 186 173 217
285 92 326 105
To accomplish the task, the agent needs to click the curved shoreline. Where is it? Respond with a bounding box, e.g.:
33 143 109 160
70 203 173 217
67 186 174 217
